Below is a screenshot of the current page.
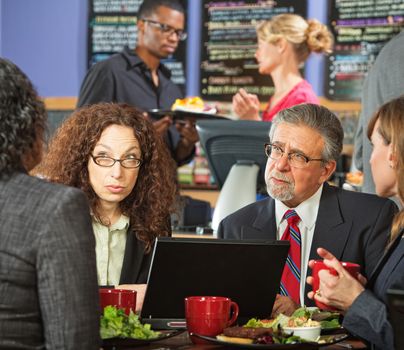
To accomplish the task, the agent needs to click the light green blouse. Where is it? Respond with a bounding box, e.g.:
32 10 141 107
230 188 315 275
92 215 129 286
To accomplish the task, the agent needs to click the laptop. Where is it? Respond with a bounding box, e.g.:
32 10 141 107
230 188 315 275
140 237 289 329
388 288 404 350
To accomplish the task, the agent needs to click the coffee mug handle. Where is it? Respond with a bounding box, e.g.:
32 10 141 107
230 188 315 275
227 301 239 326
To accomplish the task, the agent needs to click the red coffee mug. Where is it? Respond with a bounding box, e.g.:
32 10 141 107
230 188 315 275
185 296 239 344
99 288 137 315
312 260 360 310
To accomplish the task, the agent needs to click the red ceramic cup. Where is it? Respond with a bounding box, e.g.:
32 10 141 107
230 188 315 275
312 260 360 310
185 296 239 344
99 288 137 315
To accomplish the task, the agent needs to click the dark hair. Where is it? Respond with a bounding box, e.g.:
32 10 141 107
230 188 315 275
138 0 184 19
270 103 343 163
0 58 46 176
36 103 177 252
367 95 404 242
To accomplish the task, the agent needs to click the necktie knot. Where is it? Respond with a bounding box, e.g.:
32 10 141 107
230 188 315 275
284 209 300 226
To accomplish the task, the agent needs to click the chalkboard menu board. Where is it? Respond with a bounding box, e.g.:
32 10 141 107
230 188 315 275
325 0 404 101
200 1 307 102
88 0 187 90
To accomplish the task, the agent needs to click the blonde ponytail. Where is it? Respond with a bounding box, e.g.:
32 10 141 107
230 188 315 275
256 14 334 63
306 19 333 55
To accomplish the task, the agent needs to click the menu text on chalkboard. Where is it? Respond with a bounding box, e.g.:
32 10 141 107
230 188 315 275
200 0 307 102
87 0 187 90
326 0 404 101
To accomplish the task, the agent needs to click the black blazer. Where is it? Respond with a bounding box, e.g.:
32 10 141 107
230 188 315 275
342 229 404 350
218 183 398 306
119 224 172 284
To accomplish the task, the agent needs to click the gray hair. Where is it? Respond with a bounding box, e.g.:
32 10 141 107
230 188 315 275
269 103 343 162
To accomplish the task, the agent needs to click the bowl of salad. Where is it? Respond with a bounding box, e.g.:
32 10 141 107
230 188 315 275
283 324 321 341
280 308 323 341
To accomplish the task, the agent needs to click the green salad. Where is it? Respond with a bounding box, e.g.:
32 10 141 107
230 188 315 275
100 305 161 340
244 307 340 331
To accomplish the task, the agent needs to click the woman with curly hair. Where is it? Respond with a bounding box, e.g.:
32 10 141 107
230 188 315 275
0 59 100 348
37 103 177 310
232 13 333 121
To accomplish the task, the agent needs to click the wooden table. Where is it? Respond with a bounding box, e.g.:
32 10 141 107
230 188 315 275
102 331 369 349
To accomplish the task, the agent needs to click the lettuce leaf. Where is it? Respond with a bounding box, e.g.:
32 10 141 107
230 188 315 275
100 306 161 339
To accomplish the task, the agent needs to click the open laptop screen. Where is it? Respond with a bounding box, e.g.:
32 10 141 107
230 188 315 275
140 237 289 329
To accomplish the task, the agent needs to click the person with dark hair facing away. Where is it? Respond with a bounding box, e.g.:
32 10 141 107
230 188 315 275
307 96 404 350
0 59 100 348
218 103 397 317
36 103 177 311
78 0 198 166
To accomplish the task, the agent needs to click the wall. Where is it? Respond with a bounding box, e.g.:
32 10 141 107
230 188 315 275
0 0 327 98
1 0 87 97
0 1 2 54
306 0 327 98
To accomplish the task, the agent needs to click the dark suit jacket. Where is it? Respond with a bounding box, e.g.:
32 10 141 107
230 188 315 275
343 230 404 350
218 183 398 306
119 231 153 284
0 171 100 349
119 222 172 285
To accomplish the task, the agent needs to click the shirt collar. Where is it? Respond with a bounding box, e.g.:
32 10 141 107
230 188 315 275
110 214 130 231
92 213 130 231
121 46 172 79
275 184 324 229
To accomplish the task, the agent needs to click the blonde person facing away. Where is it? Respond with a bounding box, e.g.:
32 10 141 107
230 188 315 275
307 96 404 350
233 14 333 122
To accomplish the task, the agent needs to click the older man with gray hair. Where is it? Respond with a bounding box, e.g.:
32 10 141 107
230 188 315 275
218 103 397 316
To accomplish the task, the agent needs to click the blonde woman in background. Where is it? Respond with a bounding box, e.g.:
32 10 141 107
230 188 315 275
233 13 333 121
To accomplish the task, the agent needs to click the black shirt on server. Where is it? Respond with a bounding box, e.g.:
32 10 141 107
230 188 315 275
77 46 193 165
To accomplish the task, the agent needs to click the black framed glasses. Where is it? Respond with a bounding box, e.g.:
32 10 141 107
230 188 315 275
264 143 326 169
141 18 187 41
90 155 142 169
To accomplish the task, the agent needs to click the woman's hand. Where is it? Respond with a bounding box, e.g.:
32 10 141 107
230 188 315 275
116 284 147 312
306 248 365 312
232 88 261 120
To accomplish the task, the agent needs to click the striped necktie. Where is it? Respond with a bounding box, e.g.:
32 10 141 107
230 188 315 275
279 209 301 304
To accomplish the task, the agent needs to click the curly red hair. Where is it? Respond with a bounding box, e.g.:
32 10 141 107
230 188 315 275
36 103 177 252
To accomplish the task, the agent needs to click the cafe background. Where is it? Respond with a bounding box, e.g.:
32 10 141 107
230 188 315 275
1 0 403 209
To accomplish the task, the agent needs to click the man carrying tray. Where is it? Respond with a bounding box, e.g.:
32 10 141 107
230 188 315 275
78 0 198 165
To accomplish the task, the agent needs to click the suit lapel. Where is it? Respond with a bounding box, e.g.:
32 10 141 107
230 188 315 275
304 184 352 305
119 229 146 284
367 229 404 289
309 184 352 261
371 236 404 302
241 198 277 240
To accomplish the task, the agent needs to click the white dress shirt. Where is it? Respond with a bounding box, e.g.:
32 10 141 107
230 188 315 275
93 214 129 286
275 184 323 305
